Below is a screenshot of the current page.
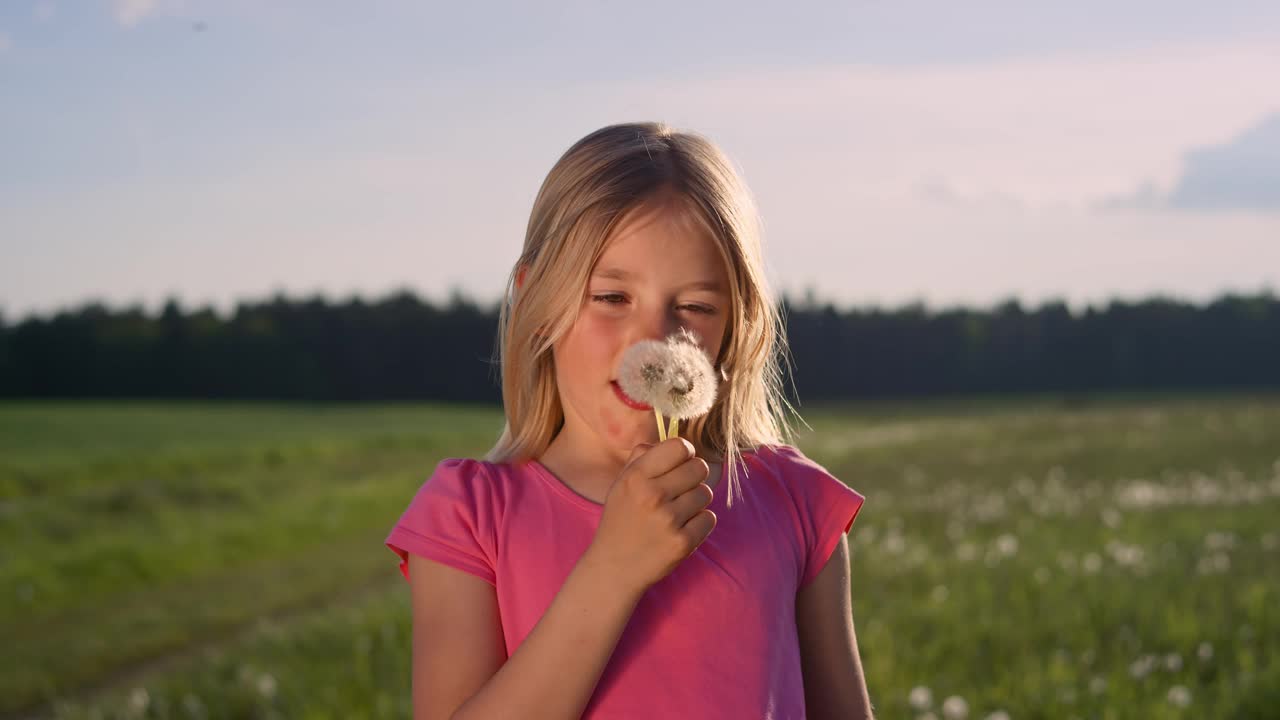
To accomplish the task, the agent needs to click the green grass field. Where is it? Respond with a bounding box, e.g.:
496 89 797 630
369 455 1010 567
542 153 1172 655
1 394 1276 719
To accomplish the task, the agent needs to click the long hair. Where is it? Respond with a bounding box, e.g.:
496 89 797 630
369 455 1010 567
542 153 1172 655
484 121 807 507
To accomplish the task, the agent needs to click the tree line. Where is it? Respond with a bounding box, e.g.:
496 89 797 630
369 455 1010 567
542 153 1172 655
1 289 1276 401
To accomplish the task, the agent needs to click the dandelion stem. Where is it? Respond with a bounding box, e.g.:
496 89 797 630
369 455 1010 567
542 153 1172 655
668 416 678 439
654 407 667 441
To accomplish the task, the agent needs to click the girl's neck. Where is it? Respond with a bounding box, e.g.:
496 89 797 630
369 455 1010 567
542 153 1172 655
537 433 723 504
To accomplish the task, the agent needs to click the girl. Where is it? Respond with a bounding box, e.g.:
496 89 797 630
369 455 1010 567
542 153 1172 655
386 122 873 719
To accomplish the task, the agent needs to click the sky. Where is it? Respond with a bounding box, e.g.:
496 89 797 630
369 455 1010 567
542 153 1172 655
2 1 1279 322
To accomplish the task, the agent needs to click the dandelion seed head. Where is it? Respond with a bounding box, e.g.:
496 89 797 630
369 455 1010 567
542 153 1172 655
1167 685 1192 707
908 685 933 710
127 687 150 714
942 695 969 719
1082 553 1102 573
257 673 277 698
1129 654 1156 679
616 328 718 420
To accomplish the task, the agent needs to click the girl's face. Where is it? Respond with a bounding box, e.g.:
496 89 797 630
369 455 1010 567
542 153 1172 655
552 198 730 466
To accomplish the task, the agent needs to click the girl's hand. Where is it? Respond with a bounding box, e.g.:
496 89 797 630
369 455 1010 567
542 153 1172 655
584 437 717 596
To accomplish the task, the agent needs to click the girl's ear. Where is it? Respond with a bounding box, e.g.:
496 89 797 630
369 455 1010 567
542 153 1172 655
516 264 529 291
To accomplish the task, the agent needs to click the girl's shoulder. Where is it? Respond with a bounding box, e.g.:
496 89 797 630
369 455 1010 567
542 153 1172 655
745 442 819 474
418 456 535 501
746 443 855 496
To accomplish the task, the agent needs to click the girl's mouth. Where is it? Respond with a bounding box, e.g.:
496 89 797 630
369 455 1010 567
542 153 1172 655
611 380 652 411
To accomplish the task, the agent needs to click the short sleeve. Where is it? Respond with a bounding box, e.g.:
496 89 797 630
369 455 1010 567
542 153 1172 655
770 445 866 590
384 458 498 586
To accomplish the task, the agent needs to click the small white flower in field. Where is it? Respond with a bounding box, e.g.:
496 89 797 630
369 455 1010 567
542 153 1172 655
984 711 1011 720
1034 567 1051 584
1089 676 1107 695
908 685 933 710
1101 507 1121 527
956 542 978 561
942 695 969 719
1167 685 1192 707
1082 553 1102 573
1204 531 1236 550
995 533 1018 556
931 585 949 603
1197 642 1214 662
884 533 906 555
127 687 150 714
1103 540 1138 566
1197 552 1230 574
1130 654 1156 679
617 327 718 438
257 673 277 699
1165 653 1182 672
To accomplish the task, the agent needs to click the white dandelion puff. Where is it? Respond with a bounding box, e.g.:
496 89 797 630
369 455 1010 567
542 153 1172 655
616 327 719 440
1197 642 1214 662
1129 654 1156 679
1082 553 1102 573
942 695 969 719
257 673 277 699
1167 685 1192 707
127 687 150 715
908 685 933 710
984 712 1011 720
995 533 1019 556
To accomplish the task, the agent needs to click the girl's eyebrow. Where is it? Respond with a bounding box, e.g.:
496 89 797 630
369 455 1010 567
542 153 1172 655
593 267 724 292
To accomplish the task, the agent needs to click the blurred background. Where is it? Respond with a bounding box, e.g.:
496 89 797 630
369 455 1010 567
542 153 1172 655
1 2 1277 719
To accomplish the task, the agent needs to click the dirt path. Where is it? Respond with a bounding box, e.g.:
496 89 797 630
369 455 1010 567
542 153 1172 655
9 571 405 720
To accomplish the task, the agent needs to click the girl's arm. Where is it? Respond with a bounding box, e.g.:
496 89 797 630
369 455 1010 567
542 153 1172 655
795 533 875 720
410 549 643 720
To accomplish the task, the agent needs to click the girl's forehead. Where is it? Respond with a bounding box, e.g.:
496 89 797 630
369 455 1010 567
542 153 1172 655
601 201 716 257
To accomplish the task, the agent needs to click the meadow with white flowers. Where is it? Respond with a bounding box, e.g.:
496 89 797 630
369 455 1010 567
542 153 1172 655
2 393 1276 719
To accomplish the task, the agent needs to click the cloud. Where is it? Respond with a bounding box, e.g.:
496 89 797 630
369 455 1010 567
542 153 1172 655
114 0 158 27
1167 112 1280 211
1102 112 1280 212
589 40 1280 212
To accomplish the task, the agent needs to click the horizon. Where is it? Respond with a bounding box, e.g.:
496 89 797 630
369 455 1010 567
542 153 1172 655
3 1 1278 321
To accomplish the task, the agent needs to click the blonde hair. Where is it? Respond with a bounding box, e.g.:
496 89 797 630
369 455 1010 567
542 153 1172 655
484 121 808 507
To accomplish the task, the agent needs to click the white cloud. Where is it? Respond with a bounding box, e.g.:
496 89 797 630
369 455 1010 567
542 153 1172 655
1100 112 1280 213
114 0 159 27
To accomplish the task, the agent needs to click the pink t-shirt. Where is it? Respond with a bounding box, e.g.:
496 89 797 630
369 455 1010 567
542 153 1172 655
384 443 865 719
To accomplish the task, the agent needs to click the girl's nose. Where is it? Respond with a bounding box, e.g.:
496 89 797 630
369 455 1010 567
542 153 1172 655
636 305 684 344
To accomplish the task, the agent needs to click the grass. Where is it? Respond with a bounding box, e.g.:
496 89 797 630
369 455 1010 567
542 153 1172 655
1 394 1276 719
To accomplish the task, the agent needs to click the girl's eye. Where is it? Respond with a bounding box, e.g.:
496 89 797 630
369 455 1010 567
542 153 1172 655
591 294 714 314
